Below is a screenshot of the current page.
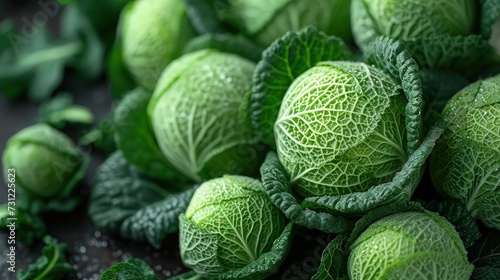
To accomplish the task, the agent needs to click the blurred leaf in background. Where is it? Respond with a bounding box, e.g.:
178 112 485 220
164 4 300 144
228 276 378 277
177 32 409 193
37 93 94 128
58 0 132 49
0 2 107 102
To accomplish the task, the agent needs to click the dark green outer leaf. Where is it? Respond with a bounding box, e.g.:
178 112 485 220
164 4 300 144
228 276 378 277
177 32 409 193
183 33 264 63
403 34 492 74
481 0 500 38
260 151 352 233
365 36 423 155
469 230 500 268
421 200 482 248
301 123 443 217
469 229 500 280
472 267 500 280
119 185 197 249
114 87 188 182
88 152 196 248
250 26 354 148
17 236 74 280
182 0 229 34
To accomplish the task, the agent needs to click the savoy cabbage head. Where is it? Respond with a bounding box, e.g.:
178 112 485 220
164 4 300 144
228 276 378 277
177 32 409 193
311 201 475 280
148 49 261 182
275 61 407 197
351 0 500 71
179 175 293 279
348 211 473 280
120 0 195 90
430 74 500 231
351 0 478 49
251 27 442 233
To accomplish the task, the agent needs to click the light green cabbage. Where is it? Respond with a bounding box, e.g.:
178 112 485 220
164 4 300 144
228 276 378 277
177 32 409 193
179 175 286 276
275 61 407 197
227 0 352 46
348 211 474 280
430 74 500 230
2 124 85 198
120 0 195 90
351 0 478 50
148 49 260 182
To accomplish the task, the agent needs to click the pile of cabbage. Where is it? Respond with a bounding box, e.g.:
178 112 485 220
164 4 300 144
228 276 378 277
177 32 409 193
2 0 500 279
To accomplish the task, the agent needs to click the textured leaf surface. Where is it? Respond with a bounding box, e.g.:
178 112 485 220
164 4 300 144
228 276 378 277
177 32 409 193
260 151 351 233
275 61 407 197
365 36 423 155
347 203 473 280
149 50 259 182
179 214 225 276
88 152 196 248
302 123 443 215
421 200 482 248
403 34 492 71
352 0 493 74
481 0 500 38
351 0 477 51
250 26 354 148
181 176 287 274
114 87 187 181
430 75 500 230
218 222 295 280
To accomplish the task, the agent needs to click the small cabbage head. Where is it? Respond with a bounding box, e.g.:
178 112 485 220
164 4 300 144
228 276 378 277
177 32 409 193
430 74 500 230
148 50 260 182
179 175 287 276
228 0 352 46
120 0 195 90
2 124 84 198
348 211 474 280
351 0 478 50
275 61 407 197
